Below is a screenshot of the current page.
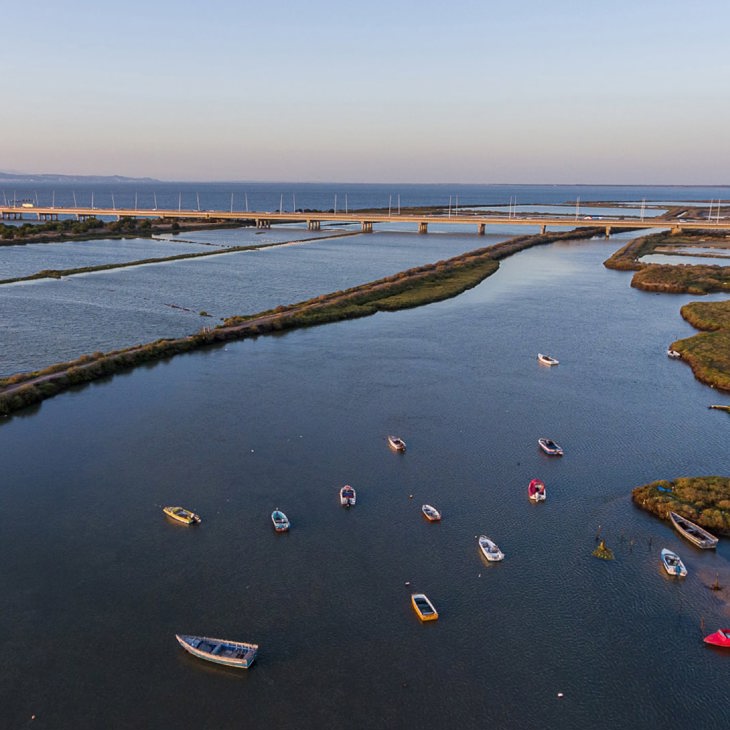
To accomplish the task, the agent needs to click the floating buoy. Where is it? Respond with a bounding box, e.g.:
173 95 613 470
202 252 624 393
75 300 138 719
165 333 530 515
404 581 410 586
557 693 564 698
408 494 413 499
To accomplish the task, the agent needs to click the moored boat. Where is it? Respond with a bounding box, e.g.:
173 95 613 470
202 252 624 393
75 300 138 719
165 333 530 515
163 506 201 525
667 348 681 359
660 548 687 576
538 437 563 456
421 504 441 522
271 509 290 532
411 593 438 621
478 535 504 561
340 485 356 507
669 511 719 549
703 629 730 648
537 353 559 366
175 634 258 668
528 479 546 502
387 435 406 452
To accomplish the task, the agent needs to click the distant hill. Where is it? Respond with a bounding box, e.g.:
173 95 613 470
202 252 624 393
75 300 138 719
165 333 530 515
0 171 159 184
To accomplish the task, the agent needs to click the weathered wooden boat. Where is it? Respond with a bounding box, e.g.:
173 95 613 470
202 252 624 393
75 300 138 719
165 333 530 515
538 437 563 456
387 435 406 452
667 348 681 359
411 593 439 621
669 511 718 549
528 478 546 502
340 484 356 507
660 548 687 577
537 353 559 366
271 509 290 532
478 535 504 561
703 629 730 648
421 504 441 522
163 506 201 525
175 634 258 668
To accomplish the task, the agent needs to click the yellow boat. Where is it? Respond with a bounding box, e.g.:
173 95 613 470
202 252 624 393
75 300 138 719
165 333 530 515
411 593 438 621
163 506 201 525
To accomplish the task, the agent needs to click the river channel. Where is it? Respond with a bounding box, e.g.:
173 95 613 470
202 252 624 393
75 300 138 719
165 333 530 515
1 232 729 729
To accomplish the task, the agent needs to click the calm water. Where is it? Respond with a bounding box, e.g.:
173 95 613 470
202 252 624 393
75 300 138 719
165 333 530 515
1 233 729 729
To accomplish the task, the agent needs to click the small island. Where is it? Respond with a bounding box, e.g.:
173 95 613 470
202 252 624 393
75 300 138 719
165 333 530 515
631 476 730 536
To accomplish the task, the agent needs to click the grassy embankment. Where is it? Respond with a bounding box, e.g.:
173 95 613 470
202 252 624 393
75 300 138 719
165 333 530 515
0 216 244 245
0 228 596 417
604 230 730 391
631 477 730 536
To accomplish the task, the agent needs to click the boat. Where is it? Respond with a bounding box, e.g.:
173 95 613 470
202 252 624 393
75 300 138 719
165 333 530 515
538 437 563 456
271 509 290 532
411 593 438 621
669 511 719 549
477 535 504 561
667 348 681 359
703 629 730 648
175 634 258 668
660 548 687 576
421 504 441 521
163 506 201 525
340 485 356 507
387 435 406 452
528 479 546 502
537 353 559 366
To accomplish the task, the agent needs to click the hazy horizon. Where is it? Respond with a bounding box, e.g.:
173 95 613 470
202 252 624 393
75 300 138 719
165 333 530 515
3 1 729 185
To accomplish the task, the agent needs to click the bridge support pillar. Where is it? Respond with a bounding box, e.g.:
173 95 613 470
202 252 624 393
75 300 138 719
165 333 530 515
361 221 373 233
605 226 612 238
418 221 428 234
540 225 547 234
477 223 486 235
257 219 271 229
307 220 321 231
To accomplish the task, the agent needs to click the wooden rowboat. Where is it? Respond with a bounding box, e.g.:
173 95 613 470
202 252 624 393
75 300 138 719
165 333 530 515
538 437 563 456
387 435 406 452
340 485 356 507
271 509 290 532
537 353 559 366
421 504 441 521
411 593 438 621
175 634 258 669
669 511 718 549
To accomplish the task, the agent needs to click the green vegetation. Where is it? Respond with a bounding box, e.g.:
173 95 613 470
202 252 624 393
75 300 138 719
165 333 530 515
0 227 594 417
604 230 730 294
592 540 614 560
681 299 730 331
632 477 730 535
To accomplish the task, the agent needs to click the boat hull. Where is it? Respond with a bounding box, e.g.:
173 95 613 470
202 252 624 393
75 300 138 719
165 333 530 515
538 438 563 456
339 486 356 506
660 548 687 577
528 479 546 502
271 511 290 532
669 511 718 549
387 436 406 452
411 593 438 621
703 629 730 648
537 353 559 366
163 506 201 525
421 504 441 521
176 634 258 669
478 535 504 561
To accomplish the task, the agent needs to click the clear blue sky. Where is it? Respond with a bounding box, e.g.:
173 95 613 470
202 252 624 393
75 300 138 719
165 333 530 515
2 0 729 183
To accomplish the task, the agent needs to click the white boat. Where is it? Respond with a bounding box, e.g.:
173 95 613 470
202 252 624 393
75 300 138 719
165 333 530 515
667 349 681 359
387 435 406 452
271 509 290 532
538 437 563 456
175 634 258 669
340 485 356 507
478 535 504 562
537 353 559 366
421 504 441 521
669 511 718 549
660 548 687 577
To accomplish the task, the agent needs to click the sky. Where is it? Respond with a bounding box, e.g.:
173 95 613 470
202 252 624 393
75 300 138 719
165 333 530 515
2 0 729 184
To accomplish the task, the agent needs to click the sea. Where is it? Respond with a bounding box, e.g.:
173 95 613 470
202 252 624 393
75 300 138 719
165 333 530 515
1 183 729 729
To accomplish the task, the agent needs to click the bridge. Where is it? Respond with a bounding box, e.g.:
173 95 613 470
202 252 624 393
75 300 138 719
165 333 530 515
1 205 727 237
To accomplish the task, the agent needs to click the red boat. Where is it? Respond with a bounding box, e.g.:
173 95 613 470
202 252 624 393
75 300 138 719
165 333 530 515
703 629 730 648
528 479 546 502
